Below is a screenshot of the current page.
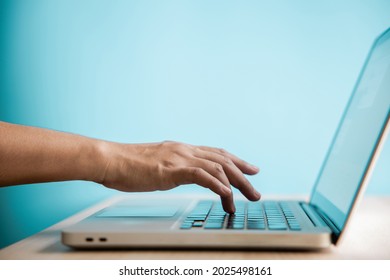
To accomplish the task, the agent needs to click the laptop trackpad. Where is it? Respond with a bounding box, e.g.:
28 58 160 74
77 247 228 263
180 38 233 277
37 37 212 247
96 205 179 218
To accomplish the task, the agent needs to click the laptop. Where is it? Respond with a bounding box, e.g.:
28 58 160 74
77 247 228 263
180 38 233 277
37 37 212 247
62 28 390 249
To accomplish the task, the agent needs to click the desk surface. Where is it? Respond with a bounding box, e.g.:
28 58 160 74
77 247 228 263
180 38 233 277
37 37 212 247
1 195 389 260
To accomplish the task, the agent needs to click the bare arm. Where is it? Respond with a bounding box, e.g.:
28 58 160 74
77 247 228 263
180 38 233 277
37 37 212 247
0 121 260 213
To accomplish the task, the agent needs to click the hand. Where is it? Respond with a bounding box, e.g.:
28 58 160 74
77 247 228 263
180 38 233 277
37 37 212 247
0 122 261 212
98 141 261 213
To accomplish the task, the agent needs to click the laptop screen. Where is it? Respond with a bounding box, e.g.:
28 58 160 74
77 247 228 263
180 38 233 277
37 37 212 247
310 29 390 232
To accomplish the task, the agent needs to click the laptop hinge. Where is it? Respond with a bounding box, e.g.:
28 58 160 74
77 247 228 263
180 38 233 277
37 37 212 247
304 203 341 243
312 204 341 243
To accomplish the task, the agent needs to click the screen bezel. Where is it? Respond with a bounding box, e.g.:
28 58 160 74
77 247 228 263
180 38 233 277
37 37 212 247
309 28 390 244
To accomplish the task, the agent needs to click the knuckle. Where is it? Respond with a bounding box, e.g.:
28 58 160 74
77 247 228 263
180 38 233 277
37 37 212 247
210 178 225 192
161 140 173 147
161 159 175 168
223 156 233 165
220 191 231 198
214 163 224 173
194 146 202 153
163 141 189 155
190 167 203 179
218 148 227 154
161 140 176 148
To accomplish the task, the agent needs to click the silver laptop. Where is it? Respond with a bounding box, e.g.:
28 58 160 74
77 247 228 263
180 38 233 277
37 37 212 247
62 28 390 250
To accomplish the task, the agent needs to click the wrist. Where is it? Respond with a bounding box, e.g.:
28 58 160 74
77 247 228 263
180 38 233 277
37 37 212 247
82 138 113 184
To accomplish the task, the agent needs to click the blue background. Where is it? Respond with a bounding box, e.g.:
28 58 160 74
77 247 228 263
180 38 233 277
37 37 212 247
1 0 389 249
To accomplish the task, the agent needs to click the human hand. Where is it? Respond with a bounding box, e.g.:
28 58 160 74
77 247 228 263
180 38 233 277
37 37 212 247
97 141 260 213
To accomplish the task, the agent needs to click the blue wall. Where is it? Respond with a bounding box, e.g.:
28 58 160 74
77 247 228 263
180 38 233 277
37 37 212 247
1 0 389 249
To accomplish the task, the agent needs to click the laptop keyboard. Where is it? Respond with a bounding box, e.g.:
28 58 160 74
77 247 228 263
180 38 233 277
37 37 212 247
180 200 301 231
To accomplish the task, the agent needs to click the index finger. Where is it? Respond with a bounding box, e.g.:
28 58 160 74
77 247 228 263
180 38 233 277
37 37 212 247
172 167 236 213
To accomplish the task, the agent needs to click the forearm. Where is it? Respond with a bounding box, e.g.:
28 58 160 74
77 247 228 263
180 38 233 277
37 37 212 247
0 121 106 187
0 121 261 213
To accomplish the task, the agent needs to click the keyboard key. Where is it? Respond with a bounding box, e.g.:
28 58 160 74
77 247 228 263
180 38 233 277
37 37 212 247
204 224 223 229
247 224 266 230
227 224 245 229
247 221 265 225
180 223 193 229
268 224 287 230
247 219 264 223
192 221 203 227
180 200 302 231
289 225 301 230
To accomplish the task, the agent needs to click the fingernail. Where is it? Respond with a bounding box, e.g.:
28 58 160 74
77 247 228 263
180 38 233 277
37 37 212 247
222 186 232 195
254 191 261 200
251 165 260 171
